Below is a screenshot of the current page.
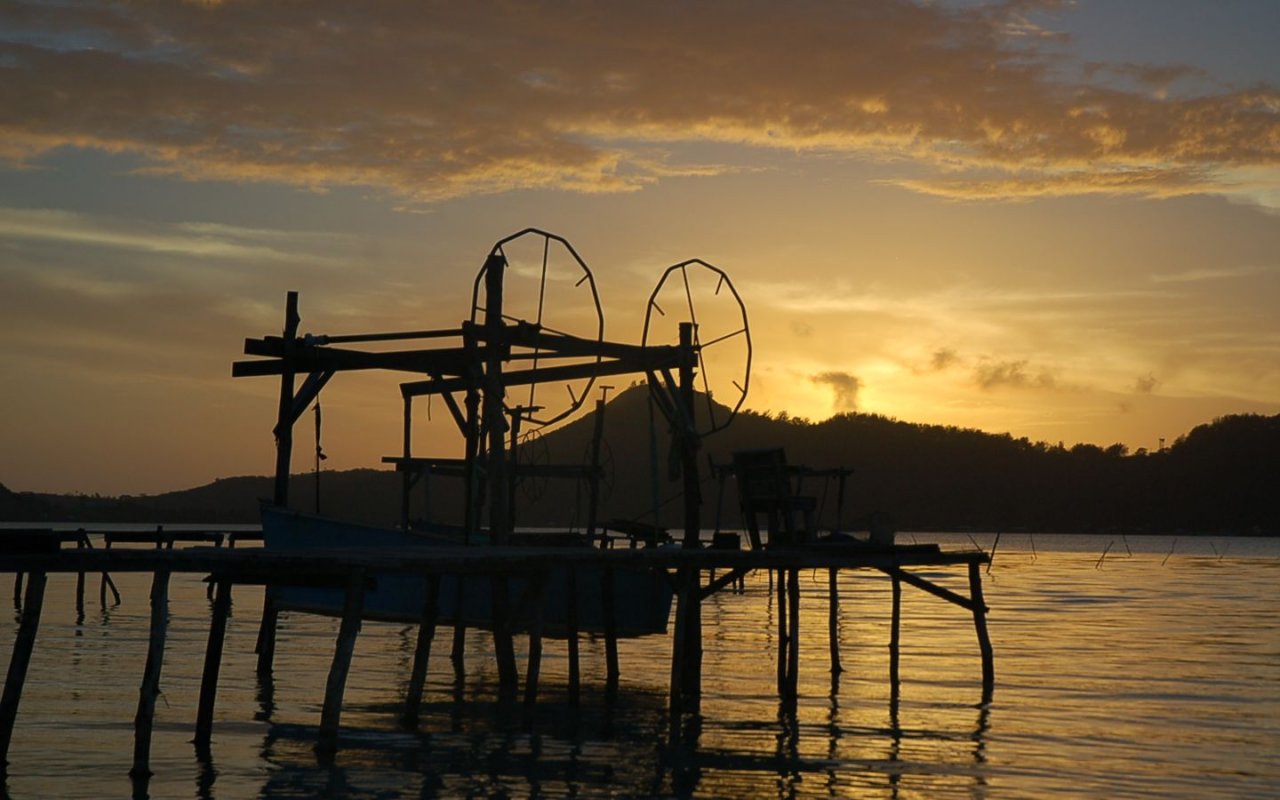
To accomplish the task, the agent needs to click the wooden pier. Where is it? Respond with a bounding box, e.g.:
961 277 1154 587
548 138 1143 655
0 537 991 778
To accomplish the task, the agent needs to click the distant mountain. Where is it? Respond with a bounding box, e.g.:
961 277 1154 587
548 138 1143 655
4 385 1277 534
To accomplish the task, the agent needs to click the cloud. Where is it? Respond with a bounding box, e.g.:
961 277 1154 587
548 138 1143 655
1149 264 1279 284
0 1 1275 204
812 370 861 411
1134 373 1160 394
974 359 1056 390
930 348 959 371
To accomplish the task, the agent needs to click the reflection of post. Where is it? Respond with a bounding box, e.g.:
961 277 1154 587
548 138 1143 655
968 562 995 701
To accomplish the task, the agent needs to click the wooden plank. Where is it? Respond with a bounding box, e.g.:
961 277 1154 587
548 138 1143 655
0 571 47 769
131 569 170 778
883 567 985 613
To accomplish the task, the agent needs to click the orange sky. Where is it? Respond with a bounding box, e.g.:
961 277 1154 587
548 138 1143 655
1 1 1278 495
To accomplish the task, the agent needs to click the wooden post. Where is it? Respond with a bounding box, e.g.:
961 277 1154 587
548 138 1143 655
450 577 467 682
889 573 902 692
786 567 800 700
257 290 300 677
402 574 440 727
776 568 787 697
968 561 995 701
11 573 21 612
194 580 233 751
523 572 549 715
131 569 171 778
490 578 519 700
566 568 581 706
828 568 843 675
602 568 620 695
75 530 86 615
0 571 47 770
668 567 698 720
318 569 366 752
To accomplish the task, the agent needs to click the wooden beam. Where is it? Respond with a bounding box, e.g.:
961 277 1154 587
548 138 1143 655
969 562 995 701
698 567 749 601
883 567 985 613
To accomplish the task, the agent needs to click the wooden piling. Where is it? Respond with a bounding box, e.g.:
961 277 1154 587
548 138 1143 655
11 572 22 611
602 568 620 694
565 568 580 706
75 531 86 614
828 568 843 675
131 569 171 778
522 572 549 715
490 578 519 700
254 593 279 677
402 574 440 727
194 580 233 750
318 568 365 751
889 573 902 690
776 568 787 696
785 567 800 699
968 562 995 700
0 571 47 771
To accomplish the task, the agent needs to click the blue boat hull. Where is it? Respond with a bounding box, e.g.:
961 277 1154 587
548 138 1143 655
262 508 674 638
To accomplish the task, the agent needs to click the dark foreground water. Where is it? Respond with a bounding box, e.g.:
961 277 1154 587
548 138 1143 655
2 533 1278 799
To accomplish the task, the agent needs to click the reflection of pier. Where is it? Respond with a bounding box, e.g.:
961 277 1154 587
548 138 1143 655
0 540 991 779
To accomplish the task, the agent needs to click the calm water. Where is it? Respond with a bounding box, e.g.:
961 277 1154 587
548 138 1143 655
2 534 1278 799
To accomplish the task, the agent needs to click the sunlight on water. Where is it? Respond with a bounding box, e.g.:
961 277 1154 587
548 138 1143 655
1 535 1277 798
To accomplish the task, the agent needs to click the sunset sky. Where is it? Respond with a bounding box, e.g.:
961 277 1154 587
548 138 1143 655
2 1 1278 496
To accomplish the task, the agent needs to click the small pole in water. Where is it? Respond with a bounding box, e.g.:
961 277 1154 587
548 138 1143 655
1096 541 1114 570
986 532 1001 575
0 571 47 770
131 569 171 778
1161 537 1178 566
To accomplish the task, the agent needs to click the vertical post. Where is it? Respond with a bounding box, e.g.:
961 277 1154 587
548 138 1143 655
565 568 581 706
828 568 843 675
318 569 365 752
131 569 171 778
668 567 698 721
257 291 300 677
194 579 233 751
676 323 703 708
482 253 510 543
403 574 440 727
11 573 22 611
450 582 467 681
586 393 609 546
889 573 902 692
401 395 413 529
968 561 995 701
786 567 800 700
776 568 788 697
602 569 620 695
523 571 549 716
75 529 86 615
0 571 47 769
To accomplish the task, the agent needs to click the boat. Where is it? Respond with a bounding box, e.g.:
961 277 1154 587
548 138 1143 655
262 505 675 637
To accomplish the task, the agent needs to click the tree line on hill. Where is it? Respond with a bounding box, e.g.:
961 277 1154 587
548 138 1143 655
3 385 1276 535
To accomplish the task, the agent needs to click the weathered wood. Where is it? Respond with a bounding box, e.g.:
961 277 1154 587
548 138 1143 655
131 569 171 778
0 571 47 770
969 561 995 700
828 568 843 675
776 568 787 696
602 568 619 694
889 573 902 690
522 572 549 715
565 567 580 706
786 567 800 699
884 567 985 613
318 569 366 750
194 580 233 749
402 574 440 727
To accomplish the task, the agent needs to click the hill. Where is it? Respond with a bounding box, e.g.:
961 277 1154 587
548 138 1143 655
4 385 1277 534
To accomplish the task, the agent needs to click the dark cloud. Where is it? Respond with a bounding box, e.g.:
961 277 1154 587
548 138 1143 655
0 0 1275 203
812 370 861 411
974 359 1056 390
930 348 959 371
1134 373 1160 394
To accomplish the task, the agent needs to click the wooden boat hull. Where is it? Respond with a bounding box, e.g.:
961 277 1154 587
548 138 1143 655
262 508 673 638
